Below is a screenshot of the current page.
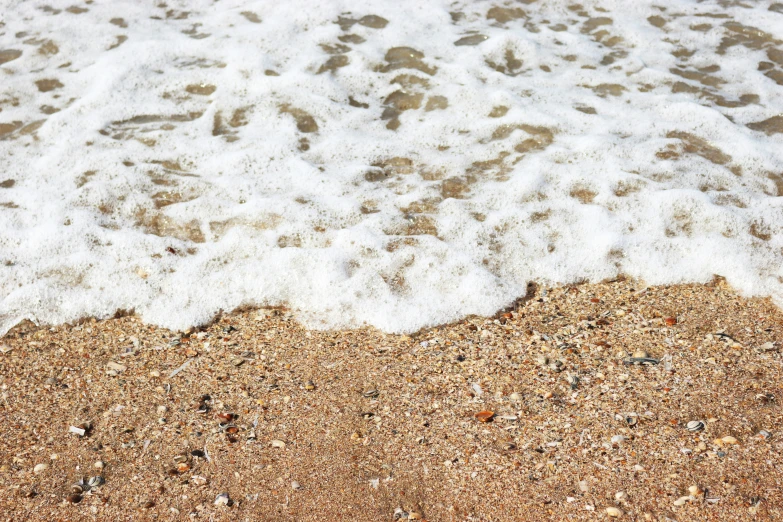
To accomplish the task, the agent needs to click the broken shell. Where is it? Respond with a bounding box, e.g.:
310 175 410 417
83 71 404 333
66 493 83 504
362 389 379 398
625 416 638 427
33 463 48 474
217 412 236 422
291 480 302 490
566 374 579 390
270 439 286 449
70 484 84 494
632 350 648 359
664 317 677 326
214 493 231 506
230 357 244 366
501 441 518 451
408 512 423 520
94 460 105 469
757 430 772 440
173 455 188 464
673 496 690 506
224 425 239 434
475 410 495 423
534 355 549 366
176 462 191 473
688 485 703 497
605 506 623 517
686 420 705 432
87 476 105 488
393 508 409 520
304 380 315 391
195 402 209 414
719 435 738 445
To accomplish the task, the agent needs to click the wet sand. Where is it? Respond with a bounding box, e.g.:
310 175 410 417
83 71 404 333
1 279 782 521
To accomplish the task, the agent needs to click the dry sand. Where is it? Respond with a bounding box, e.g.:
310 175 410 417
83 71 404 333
1 279 782 521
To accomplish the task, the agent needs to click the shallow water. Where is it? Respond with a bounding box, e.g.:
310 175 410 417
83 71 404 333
1 0 782 334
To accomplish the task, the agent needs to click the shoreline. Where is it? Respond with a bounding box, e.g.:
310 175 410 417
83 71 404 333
1 279 782 520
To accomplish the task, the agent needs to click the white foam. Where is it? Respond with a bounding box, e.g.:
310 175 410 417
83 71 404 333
1 0 782 334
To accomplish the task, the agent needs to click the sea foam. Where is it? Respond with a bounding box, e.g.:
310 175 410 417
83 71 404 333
1 0 782 334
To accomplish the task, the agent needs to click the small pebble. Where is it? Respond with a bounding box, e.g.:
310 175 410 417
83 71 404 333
757 429 772 440
94 461 105 469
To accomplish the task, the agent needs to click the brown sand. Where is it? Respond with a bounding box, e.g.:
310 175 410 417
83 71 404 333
1 279 782 521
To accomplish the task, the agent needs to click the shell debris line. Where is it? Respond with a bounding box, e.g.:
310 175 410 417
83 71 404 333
1 280 782 520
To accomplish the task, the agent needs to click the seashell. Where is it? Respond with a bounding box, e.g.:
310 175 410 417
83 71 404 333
173 454 188 464
225 425 239 434
408 512 423 520
217 412 236 422
664 317 677 326
393 507 409 520
230 357 244 366
534 355 549 366
688 485 703 497
611 435 626 444
291 480 302 490
673 496 690 506
176 462 191 473
195 402 209 414
719 435 738 445
623 355 659 366
605 506 623 517
566 374 579 390
757 429 772 440
686 420 705 432
214 493 231 506
87 476 105 488
70 483 84 494
475 410 494 423
66 493 83 504
33 463 48 474
270 439 286 449
361 412 375 419
632 350 648 358
304 380 315 390
501 441 518 451
625 416 638 427
94 460 105 469
362 389 379 398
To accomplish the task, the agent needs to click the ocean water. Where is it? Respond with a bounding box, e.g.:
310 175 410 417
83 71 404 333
1 0 782 335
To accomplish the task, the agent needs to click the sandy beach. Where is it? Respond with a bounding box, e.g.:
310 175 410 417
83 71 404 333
1 278 781 521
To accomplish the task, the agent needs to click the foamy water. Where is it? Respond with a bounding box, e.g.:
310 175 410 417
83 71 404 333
1 0 782 334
